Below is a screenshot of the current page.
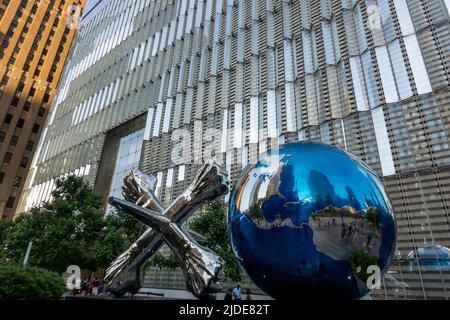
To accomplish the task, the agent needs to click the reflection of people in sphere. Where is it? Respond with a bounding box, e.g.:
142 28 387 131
341 226 347 241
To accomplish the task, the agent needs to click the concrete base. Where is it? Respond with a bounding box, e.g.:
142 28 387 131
136 288 273 300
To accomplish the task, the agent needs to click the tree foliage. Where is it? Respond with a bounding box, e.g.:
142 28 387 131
1 176 104 273
94 210 145 269
0 265 66 300
348 249 379 282
148 251 181 270
189 201 242 282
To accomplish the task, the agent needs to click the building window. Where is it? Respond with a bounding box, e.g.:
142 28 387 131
32 124 40 133
11 96 19 106
0 131 5 143
4 113 13 124
38 107 45 117
108 129 145 213
16 118 25 128
6 197 15 209
13 176 22 187
3 152 12 164
23 101 31 111
1 75 8 86
9 135 18 146
0 172 5 184
20 156 29 168
26 140 34 151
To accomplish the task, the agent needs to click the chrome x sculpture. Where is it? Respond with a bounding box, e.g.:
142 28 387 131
105 161 229 299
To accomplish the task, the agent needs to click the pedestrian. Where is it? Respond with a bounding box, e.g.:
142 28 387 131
232 283 242 300
341 226 347 241
347 223 353 236
245 288 252 300
75 277 81 296
224 288 233 300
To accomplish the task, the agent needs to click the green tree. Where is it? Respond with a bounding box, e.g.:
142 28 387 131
189 201 242 282
0 219 13 247
94 210 145 269
148 251 180 270
0 265 66 300
1 175 104 273
347 249 379 283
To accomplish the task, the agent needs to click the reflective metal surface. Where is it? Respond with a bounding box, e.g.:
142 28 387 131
228 142 397 300
407 245 450 272
105 161 229 299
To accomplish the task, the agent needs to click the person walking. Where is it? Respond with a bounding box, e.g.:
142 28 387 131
245 288 252 300
232 283 242 300
224 288 233 300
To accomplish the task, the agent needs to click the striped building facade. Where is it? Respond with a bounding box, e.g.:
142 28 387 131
18 0 450 299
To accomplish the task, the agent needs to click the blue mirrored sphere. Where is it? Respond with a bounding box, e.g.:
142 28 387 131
228 142 397 300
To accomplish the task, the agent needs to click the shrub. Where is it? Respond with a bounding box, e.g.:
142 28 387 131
0 265 66 300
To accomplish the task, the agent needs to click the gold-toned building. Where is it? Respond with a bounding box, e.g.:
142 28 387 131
0 0 86 219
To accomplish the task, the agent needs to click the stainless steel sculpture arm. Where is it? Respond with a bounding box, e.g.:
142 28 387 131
104 161 229 298
109 197 224 297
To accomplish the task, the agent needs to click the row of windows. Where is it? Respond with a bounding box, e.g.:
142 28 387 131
0 131 35 150
0 171 24 188
2 114 41 132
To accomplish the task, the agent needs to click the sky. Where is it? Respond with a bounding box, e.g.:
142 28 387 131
83 0 102 16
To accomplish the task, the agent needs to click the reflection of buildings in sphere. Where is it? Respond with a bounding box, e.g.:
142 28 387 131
407 245 450 272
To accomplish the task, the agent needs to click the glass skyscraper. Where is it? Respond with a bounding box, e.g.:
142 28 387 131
18 0 450 299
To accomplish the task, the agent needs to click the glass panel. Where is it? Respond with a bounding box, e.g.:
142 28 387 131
354 4 368 52
285 82 296 132
284 40 295 81
322 21 335 65
404 34 432 94
305 74 319 125
320 121 331 145
144 107 155 140
234 103 243 148
393 0 415 36
361 51 380 108
267 90 278 138
349 56 369 111
375 46 399 103
108 128 145 213
388 40 412 100
302 31 313 73
152 103 163 137
178 165 186 181
371 107 395 176
249 97 259 143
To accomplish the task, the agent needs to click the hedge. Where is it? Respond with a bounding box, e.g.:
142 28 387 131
0 265 66 300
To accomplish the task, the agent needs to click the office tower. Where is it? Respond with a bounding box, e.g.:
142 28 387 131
18 0 450 299
0 0 87 219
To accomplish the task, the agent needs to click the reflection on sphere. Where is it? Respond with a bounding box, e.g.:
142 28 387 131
228 142 397 300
